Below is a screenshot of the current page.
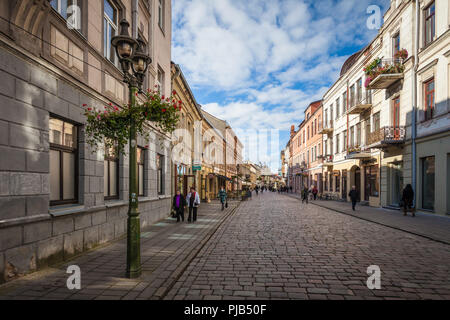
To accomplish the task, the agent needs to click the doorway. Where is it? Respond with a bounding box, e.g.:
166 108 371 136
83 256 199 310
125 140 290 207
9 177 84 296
184 175 196 196
390 162 403 207
342 170 347 200
352 166 361 202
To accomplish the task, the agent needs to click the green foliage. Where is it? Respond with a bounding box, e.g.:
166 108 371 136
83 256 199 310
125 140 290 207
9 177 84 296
84 89 181 155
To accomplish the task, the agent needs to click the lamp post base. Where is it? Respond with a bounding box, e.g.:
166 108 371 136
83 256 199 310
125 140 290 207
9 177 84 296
126 215 142 279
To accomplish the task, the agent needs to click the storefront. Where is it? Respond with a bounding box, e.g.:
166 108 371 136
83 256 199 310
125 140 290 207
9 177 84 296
174 164 197 196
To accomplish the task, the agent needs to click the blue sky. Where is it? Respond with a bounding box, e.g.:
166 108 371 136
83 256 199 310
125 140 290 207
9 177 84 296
172 0 390 173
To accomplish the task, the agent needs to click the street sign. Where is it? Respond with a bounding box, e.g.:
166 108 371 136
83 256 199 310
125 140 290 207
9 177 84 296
193 166 202 171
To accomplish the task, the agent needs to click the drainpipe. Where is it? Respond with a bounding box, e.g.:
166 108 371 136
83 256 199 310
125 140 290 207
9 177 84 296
412 0 419 206
132 0 138 38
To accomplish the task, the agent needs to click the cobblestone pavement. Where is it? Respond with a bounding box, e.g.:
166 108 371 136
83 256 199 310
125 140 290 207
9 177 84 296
165 193 450 300
0 201 239 300
286 192 450 245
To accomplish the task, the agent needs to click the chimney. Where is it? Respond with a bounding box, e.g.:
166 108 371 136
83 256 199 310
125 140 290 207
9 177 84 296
290 125 295 138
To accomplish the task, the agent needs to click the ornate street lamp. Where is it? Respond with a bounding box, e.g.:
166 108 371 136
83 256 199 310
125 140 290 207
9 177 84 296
111 19 152 279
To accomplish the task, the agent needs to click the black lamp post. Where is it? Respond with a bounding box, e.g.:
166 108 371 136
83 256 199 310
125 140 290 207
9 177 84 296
111 19 151 279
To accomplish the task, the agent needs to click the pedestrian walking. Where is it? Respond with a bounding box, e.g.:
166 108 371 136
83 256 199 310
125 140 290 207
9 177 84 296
302 186 309 204
401 184 415 217
349 186 359 211
186 187 200 223
218 186 228 211
290 186 293 193
312 185 318 200
172 191 186 222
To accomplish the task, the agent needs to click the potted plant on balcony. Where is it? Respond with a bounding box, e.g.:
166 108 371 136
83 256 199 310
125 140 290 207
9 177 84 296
347 146 361 154
394 49 408 61
363 53 406 88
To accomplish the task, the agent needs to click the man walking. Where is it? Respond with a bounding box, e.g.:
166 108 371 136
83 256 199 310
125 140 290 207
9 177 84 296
349 186 359 211
186 187 200 223
218 186 228 211
302 186 309 204
172 190 186 223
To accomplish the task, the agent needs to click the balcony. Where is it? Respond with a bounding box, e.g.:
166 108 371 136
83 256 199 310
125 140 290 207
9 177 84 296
320 155 333 167
318 120 333 135
366 126 406 149
346 146 372 160
347 97 372 115
366 58 405 90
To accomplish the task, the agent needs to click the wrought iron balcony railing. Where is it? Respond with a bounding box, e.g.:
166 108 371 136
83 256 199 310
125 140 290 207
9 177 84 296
366 126 406 148
347 96 372 115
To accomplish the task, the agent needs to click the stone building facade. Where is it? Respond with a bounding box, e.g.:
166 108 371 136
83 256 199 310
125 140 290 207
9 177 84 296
0 0 173 283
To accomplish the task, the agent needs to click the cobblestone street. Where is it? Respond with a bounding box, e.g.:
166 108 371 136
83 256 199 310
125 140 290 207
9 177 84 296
0 193 449 300
166 193 450 300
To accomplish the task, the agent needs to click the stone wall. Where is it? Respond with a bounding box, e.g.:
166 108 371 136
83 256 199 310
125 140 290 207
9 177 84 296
0 45 172 283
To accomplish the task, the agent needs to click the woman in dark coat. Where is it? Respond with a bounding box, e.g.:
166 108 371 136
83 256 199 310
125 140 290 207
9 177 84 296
173 191 186 222
401 184 415 217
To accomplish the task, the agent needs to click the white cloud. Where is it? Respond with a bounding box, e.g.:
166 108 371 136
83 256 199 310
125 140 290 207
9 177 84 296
173 0 390 169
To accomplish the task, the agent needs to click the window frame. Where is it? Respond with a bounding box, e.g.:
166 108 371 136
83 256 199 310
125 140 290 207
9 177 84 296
424 1 435 47
392 32 400 58
157 153 165 195
158 0 165 32
424 78 435 121
49 116 79 207
104 0 119 66
137 147 145 197
421 156 435 211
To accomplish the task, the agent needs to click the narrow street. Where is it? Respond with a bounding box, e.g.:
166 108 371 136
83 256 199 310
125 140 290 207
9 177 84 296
1 193 449 300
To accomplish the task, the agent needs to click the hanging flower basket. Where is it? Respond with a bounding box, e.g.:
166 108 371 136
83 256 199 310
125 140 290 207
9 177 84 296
83 89 181 154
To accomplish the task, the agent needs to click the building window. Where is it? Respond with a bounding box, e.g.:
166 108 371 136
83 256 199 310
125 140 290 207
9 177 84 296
104 144 119 200
350 84 355 108
137 148 145 196
373 112 380 132
424 78 435 121
424 1 435 46
421 156 435 210
336 134 340 154
356 123 361 146
49 117 78 205
392 33 400 57
357 78 363 103
325 174 328 191
104 0 118 65
343 130 347 152
158 0 165 31
157 154 164 195
366 87 372 104
365 165 379 199
330 104 334 122
343 91 347 112
336 98 340 118
350 126 355 147
157 66 165 95
329 172 333 191
51 0 76 19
